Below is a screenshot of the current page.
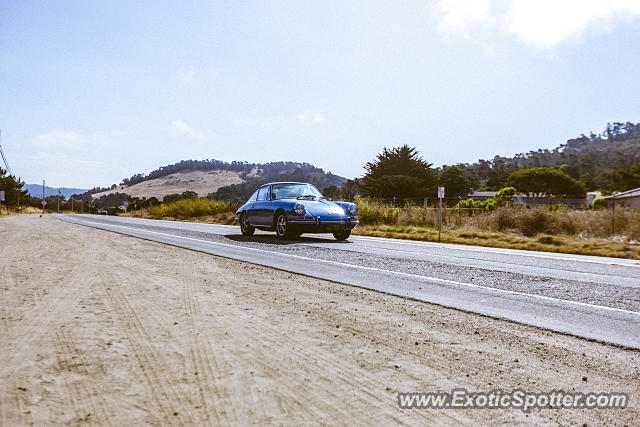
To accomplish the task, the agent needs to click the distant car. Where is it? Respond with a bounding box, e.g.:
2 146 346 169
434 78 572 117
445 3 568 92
235 182 359 240
99 209 108 215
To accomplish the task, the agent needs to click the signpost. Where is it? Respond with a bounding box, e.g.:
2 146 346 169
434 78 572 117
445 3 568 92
182 201 185 216
437 186 445 242
123 201 129 213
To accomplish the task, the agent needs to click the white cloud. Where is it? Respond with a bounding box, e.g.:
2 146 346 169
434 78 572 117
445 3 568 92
32 131 85 149
296 111 328 127
233 111 327 130
433 0 640 49
170 120 214 140
177 69 196 83
435 0 495 38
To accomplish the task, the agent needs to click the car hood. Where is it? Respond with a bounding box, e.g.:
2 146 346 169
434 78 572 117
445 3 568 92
298 199 347 217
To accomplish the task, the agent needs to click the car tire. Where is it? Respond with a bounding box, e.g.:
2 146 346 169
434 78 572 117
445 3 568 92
275 212 291 239
333 230 351 241
240 213 255 236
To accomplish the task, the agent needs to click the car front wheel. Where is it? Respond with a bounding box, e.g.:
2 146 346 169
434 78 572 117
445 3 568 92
333 230 351 241
275 212 291 239
240 213 255 236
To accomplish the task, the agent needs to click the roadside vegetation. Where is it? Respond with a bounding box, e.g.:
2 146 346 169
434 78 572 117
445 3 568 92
126 197 236 224
354 196 640 259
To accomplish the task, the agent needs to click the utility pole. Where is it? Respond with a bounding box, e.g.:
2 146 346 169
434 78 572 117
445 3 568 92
57 189 61 211
42 179 45 214
438 187 445 243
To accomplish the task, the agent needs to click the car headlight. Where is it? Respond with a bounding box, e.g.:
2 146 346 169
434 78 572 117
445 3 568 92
348 204 358 215
294 203 305 215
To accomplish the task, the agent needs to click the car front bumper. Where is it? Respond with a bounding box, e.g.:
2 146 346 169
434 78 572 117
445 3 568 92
288 217 359 232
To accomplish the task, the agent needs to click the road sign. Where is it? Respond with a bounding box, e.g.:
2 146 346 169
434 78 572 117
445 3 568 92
41 200 47 206
0 191 4 201
181 201 185 207
123 201 129 207
437 187 444 243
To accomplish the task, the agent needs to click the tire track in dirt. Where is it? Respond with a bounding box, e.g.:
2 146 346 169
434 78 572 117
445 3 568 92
102 270 196 426
180 254 273 425
13 384 33 426
204 263 479 425
180 259 235 425
54 326 114 426
102 239 438 423
191 265 399 423
0 242 97 380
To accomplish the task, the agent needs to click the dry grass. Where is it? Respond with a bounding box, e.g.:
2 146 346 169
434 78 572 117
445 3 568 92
352 225 640 259
354 196 640 259
356 196 640 239
0 206 46 217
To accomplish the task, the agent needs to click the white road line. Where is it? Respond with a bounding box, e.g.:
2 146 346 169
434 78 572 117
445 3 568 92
64 216 640 317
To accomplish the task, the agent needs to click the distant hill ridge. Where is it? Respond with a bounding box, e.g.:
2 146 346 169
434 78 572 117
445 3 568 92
25 184 88 198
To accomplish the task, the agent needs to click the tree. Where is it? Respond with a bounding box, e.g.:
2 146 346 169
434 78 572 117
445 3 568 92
163 191 198 204
506 168 586 198
437 166 470 201
360 145 436 198
336 178 361 201
607 161 640 191
0 167 29 208
322 185 339 199
494 187 516 204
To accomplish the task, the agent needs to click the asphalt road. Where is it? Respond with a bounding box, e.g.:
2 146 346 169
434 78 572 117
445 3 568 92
55 214 640 349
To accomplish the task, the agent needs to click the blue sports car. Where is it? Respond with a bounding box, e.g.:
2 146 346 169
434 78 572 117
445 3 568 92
235 182 359 240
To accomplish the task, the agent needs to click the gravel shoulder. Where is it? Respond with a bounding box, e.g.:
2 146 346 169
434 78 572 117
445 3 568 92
1 215 639 425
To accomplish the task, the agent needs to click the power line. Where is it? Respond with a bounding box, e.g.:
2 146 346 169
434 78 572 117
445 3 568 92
0 129 14 177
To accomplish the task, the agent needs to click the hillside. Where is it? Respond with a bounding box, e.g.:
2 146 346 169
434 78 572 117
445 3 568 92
91 170 243 200
459 122 640 191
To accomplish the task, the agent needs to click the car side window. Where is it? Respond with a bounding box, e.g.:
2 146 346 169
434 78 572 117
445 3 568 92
248 190 259 202
256 186 269 201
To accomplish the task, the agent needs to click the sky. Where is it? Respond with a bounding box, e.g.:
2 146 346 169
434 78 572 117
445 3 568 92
1 0 640 188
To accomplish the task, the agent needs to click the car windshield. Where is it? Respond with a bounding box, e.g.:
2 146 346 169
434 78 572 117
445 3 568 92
271 183 324 200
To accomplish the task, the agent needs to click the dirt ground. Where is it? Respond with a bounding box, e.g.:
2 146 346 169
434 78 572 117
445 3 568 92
1 215 638 425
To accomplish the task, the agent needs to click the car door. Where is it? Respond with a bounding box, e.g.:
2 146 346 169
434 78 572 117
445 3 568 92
251 186 271 226
258 185 276 226
246 188 263 225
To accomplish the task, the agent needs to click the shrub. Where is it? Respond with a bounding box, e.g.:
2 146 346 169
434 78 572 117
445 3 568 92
493 207 517 231
517 209 555 237
150 198 231 218
354 195 400 224
592 197 608 210
494 187 516 204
